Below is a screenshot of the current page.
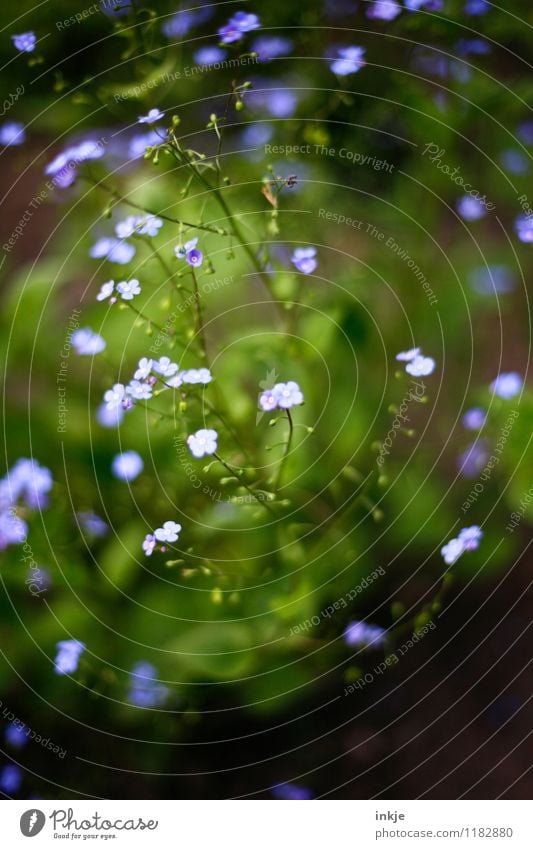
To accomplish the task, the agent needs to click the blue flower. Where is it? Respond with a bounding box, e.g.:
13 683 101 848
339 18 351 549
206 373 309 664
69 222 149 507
127 662 169 707
162 6 212 38
457 195 487 221
0 764 22 794
96 280 115 302
247 84 298 117
330 46 366 76
126 379 153 401
500 149 530 176
272 782 313 800
112 451 144 481
54 640 85 675
153 357 179 377
5 724 27 749
291 247 317 274
515 214 533 243
344 621 387 649
97 402 125 428
219 11 260 44
251 36 293 62
0 122 25 146
193 46 226 65
134 358 153 380
367 0 402 20
71 328 106 356
103 383 126 411
174 237 199 259
128 130 161 160
138 108 165 125
142 534 156 556
116 214 163 238
405 355 435 377
0 511 27 550
462 408 486 430
259 381 304 411
116 278 141 300
187 429 218 458
77 512 108 538
186 248 203 267
45 138 106 188
441 538 464 565
90 238 135 265
490 372 523 400
179 367 213 385
468 265 515 295
154 521 181 543
458 525 483 551
5 458 53 510
457 440 489 478
464 0 490 13
12 32 36 53
405 0 443 8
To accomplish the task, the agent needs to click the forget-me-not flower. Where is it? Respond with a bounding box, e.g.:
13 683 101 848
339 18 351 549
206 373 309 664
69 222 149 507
187 429 218 458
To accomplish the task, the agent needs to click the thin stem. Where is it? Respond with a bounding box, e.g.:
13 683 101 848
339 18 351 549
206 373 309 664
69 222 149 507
190 268 208 364
213 453 277 518
274 409 294 491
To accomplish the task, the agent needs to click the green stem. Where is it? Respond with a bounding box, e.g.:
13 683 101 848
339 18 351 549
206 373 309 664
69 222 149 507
213 453 277 518
190 268 208 364
274 409 294 491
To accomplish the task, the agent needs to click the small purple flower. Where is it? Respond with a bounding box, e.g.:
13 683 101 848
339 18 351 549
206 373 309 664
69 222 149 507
77 512 108 538
54 639 85 675
142 534 156 556
112 451 144 481
272 782 313 800
275 381 304 409
462 408 486 430
291 247 317 275
128 662 169 707
7 459 52 510
116 278 141 300
4 724 27 749
103 383 126 411
515 215 533 244
12 32 36 53
90 237 135 265
126 379 153 401
490 372 523 400
138 108 164 125
175 237 199 259
405 0 443 8
71 328 106 356
0 764 22 794
458 525 483 551
330 46 366 76
0 122 25 146
134 358 153 380
396 347 421 362
154 521 181 543
366 0 401 20
97 402 125 428
344 621 387 649
128 130 161 160
259 389 279 412
187 429 218 458
457 195 487 221
468 265 515 295
219 11 260 44
405 355 436 377
153 356 179 377
186 249 203 267
500 150 530 176
0 511 27 549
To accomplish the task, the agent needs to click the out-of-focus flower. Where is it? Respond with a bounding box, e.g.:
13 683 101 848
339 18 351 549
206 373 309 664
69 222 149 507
45 139 106 188
0 764 22 794
490 372 523 399
134 358 153 380
116 215 163 238
71 328 106 356
464 0 489 13
344 621 387 648
517 121 533 145
116 279 141 300
5 459 53 510
112 451 144 481
0 511 27 550
219 11 260 44
193 46 227 65
154 521 181 543
405 0 443 9
291 247 317 274
515 214 533 244
128 131 161 160
138 109 164 124
77 512 108 538
90 238 135 265
54 640 85 675
405 355 436 377
97 402 125 428
162 6 212 37
142 534 156 556
96 280 115 302
128 662 169 707
187 429 218 458
500 150 530 176
272 783 314 800
246 83 298 118
0 122 25 146
457 195 487 221
103 384 126 411
441 538 464 565
396 347 421 362
4 724 27 749
367 0 401 20
330 46 366 76
251 36 293 61
462 408 486 430
12 32 36 52
179 367 213 385
468 265 515 295
455 38 491 56
458 525 483 551
457 440 489 478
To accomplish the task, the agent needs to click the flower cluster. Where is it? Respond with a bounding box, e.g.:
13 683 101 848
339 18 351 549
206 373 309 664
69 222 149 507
0 459 52 550
143 521 181 556
330 46 366 76
96 279 141 302
174 237 203 267
258 381 304 412
115 214 163 239
396 347 436 377
441 526 483 565
54 640 86 676
343 621 387 649
103 358 212 413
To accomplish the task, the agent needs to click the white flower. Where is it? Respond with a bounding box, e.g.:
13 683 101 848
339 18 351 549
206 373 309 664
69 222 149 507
138 108 165 124
134 358 153 380
153 356 178 377
116 279 141 300
180 367 213 385
174 237 198 259
259 388 279 411
396 347 420 362
96 280 115 302
126 379 153 400
187 428 218 458
441 538 465 565
103 383 125 410
71 328 106 355
458 525 483 551
405 355 436 377
154 520 181 542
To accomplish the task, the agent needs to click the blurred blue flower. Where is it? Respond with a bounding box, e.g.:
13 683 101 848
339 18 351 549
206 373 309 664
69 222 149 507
219 11 260 44
291 247 317 274
193 46 226 65
517 121 533 145
405 0 443 9
128 662 169 707
162 6 212 38
128 131 161 160
330 46 366 76
251 36 293 62
241 122 274 148
12 32 35 53
0 122 25 146
247 84 298 118
457 440 489 478
90 237 136 264
458 525 483 551
77 512 108 538
468 265 515 295
344 621 387 649
71 328 106 356
5 458 53 510
138 108 164 125
456 195 487 221
462 408 486 430
112 451 144 481
500 149 530 175
366 0 401 20
490 372 523 400
5 724 27 749
0 764 22 794
97 402 125 428
464 0 489 13
455 38 491 56
272 782 313 799
0 511 27 550
515 214 533 243
54 640 85 676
